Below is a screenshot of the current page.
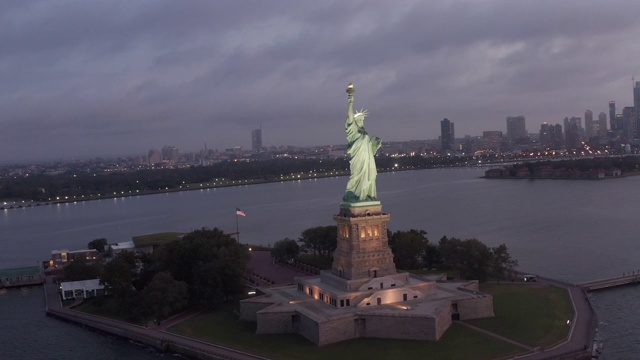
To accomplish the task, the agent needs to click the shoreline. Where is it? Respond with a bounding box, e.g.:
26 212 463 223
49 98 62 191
2 166 451 211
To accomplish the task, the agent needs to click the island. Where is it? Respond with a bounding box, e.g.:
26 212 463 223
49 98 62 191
485 156 640 180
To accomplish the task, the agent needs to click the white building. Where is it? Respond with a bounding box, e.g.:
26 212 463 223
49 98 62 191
109 241 135 255
60 279 105 300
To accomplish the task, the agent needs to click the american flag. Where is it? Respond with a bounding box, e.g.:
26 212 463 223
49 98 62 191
236 208 246 217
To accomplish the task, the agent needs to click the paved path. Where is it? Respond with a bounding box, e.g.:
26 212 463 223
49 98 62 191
247 250 314 285
456 321 534 352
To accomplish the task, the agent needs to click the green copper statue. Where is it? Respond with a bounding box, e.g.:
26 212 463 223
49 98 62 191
343 83 382 203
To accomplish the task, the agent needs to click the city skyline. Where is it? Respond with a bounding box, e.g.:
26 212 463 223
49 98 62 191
2 1 640 163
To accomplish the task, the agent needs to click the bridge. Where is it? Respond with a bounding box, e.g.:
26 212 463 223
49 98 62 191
579 273 640 291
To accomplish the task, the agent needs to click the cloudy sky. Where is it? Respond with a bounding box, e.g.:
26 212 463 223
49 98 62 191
2 1 640 163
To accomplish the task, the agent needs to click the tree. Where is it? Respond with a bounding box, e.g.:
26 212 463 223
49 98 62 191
100 251 138 300
271 238 300 263
458 239 493 282
88 238 108 253
142 272 189 320
439 237 494 281
63 257 101 281
151 227 248 309
389 229 428 270
491 244 518 282
423 242 441 269
298 226 337 258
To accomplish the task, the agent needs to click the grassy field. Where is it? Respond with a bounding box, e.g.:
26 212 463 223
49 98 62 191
169 304 523 360
74 298 149 326
468 283 574 348
131 232 185 246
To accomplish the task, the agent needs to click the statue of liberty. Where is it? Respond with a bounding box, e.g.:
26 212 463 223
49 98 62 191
343 83 381 203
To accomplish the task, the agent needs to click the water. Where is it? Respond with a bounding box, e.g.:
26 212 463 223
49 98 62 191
1 167 639 359
0 286 163 359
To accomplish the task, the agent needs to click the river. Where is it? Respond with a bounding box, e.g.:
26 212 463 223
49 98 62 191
1 167 638 359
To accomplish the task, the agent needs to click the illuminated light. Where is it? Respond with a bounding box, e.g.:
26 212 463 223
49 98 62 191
248 291 256 295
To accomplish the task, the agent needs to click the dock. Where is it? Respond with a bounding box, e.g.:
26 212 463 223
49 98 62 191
579 274 640 291
0 266 44 288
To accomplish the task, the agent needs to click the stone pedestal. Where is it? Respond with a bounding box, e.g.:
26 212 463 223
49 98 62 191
331 201 396 280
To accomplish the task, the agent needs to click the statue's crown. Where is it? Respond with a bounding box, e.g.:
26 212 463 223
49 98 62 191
354 109 368 118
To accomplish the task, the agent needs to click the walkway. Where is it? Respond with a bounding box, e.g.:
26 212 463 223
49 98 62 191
501 276 595 359
456 321 534 352
247 250 314 285
580 273 640 291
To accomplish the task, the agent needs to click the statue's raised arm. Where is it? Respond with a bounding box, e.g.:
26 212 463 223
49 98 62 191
342 83 381 204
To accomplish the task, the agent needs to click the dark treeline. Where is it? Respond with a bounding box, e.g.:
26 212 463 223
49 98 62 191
1 156 470 201
272 226 518 282
507 156 640 174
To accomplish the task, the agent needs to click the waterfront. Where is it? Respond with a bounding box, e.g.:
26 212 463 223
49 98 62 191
1 167 639 359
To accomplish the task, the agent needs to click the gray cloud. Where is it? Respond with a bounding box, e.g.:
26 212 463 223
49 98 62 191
2 0 640 162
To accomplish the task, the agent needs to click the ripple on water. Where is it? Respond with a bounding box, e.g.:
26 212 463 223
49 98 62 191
590 286 640 360
0 287 164 359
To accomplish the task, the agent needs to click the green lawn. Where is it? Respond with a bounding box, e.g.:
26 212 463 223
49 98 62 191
74 298 149 326
131 232 185 246
169 305 523 360
468 283 574 348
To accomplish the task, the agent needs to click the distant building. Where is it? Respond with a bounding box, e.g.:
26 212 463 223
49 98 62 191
634 81 640 121
49 249 98 267
440 118 455 151
598 112 608 138
506 116 526 140
109 241 135 256
539 123 563 150
252 128 262 153
148 148 162 165
162 146 179 162
614 114 625 138
622 106 636 141
482 131 503 152
564 117 582 150
584 110 594 139
609 101 617 131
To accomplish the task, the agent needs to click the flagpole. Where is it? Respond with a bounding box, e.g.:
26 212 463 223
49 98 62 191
236 211 240 244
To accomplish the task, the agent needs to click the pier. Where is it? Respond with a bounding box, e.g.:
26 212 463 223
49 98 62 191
579 274 640 292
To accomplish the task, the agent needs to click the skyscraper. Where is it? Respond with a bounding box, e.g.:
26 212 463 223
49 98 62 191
634 81 640 140
506 116 527 140
539 123 563 150
251 128 262 153
440 118 454 151
563 117 582 150
148 148 162 165
584 110 594 138
598 112 608 137
609 101 617 131
161 146 179 162
634 81 640 117
622 106 636 141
